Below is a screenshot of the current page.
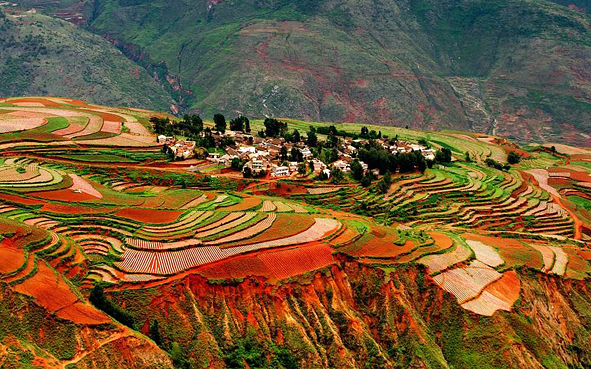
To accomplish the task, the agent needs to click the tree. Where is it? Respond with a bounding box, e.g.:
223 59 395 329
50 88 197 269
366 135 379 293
308 160 315 172
378 177 389 193
170 342 187 368
360 126 369 138
465 151 472 162
243 167 252 178
290 147 299 161
149 320 163 347
190 115 203 132
331 167 343 183
417 155 427 173
280 146 288 161
298 163 307 175
89 285 135 329
231 158 244 171
229 116 248 132
507 151 521 164
245 118 251 133
306 127 318 147
264 118 287 138
350 160 364 181
214 114 226 133
292 129 301 143
435 148 452 163
328 125 338 136
361 172 373 187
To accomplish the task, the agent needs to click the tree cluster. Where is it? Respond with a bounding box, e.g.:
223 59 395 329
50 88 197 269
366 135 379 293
151 115 203 137
89 285 135 329
263 118 288 138
229 116 251 133
358 142 427 174
435 148 452 163
485 158 511 171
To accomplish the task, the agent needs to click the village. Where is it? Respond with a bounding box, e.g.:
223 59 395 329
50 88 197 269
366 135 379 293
157 122 437 180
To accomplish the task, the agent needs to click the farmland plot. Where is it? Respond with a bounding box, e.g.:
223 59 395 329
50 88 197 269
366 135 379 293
548 246 568 275
205 213 277 245
432 260 502 304
465 240 504 267
418 242 471 273
531 245 555 272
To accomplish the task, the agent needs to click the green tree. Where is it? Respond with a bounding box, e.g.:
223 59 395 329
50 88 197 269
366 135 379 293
306 127 318 147
264 118 287 137
298 163 307 175
508 151 521 164
360 126 369 138
230 116 249 132
231 158 244 171
435 148 452 163
350 159 364 181
465 151 472 162
214 113 226 133
292 129 301 143
149 320 163 347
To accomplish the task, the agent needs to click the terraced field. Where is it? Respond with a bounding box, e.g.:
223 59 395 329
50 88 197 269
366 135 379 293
0 97 589 339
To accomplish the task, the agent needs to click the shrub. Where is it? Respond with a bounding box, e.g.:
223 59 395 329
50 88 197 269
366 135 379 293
508 151 521 164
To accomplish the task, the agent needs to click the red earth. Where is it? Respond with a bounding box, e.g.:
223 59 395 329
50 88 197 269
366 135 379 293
115 208 183 224
33 189 98 202
13 262 110 324
41 203 115 214
0 192 46 206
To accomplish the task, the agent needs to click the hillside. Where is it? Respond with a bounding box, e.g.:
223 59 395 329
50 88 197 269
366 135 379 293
0 10 174 111
1 97 591 368
4 0 590 145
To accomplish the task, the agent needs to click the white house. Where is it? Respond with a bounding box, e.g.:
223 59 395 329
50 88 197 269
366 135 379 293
333 160 351 173
271 166 290 177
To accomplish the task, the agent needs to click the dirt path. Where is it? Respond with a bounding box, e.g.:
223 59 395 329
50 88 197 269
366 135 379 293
551 194 582 240
58 329 132 368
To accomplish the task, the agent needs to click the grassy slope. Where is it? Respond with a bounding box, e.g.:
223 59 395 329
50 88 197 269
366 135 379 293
0 11 174 111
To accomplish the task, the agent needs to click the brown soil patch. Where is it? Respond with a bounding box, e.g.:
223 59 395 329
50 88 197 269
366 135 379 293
0 242 25 274
41 203 114 215
484 270 521 305
13 261 109 324
6 98 62 107
115 208 183 224
33 189 97 202
463 233 542 269
223 214 315 247
0 192 46 206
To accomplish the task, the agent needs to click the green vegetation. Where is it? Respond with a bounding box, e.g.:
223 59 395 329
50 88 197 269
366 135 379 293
89 284 135 329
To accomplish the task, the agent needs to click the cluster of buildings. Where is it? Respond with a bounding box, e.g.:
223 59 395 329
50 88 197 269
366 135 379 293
205 134 324 178
158 130 435 178
158 135 196 160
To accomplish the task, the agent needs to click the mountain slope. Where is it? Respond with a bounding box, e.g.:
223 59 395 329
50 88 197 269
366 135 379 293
0 10 174 111
92 0 591 144
108 263 591 369
3 0 591 144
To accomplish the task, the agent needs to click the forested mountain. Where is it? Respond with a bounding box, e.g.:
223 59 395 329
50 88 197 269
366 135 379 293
2 0 590 144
